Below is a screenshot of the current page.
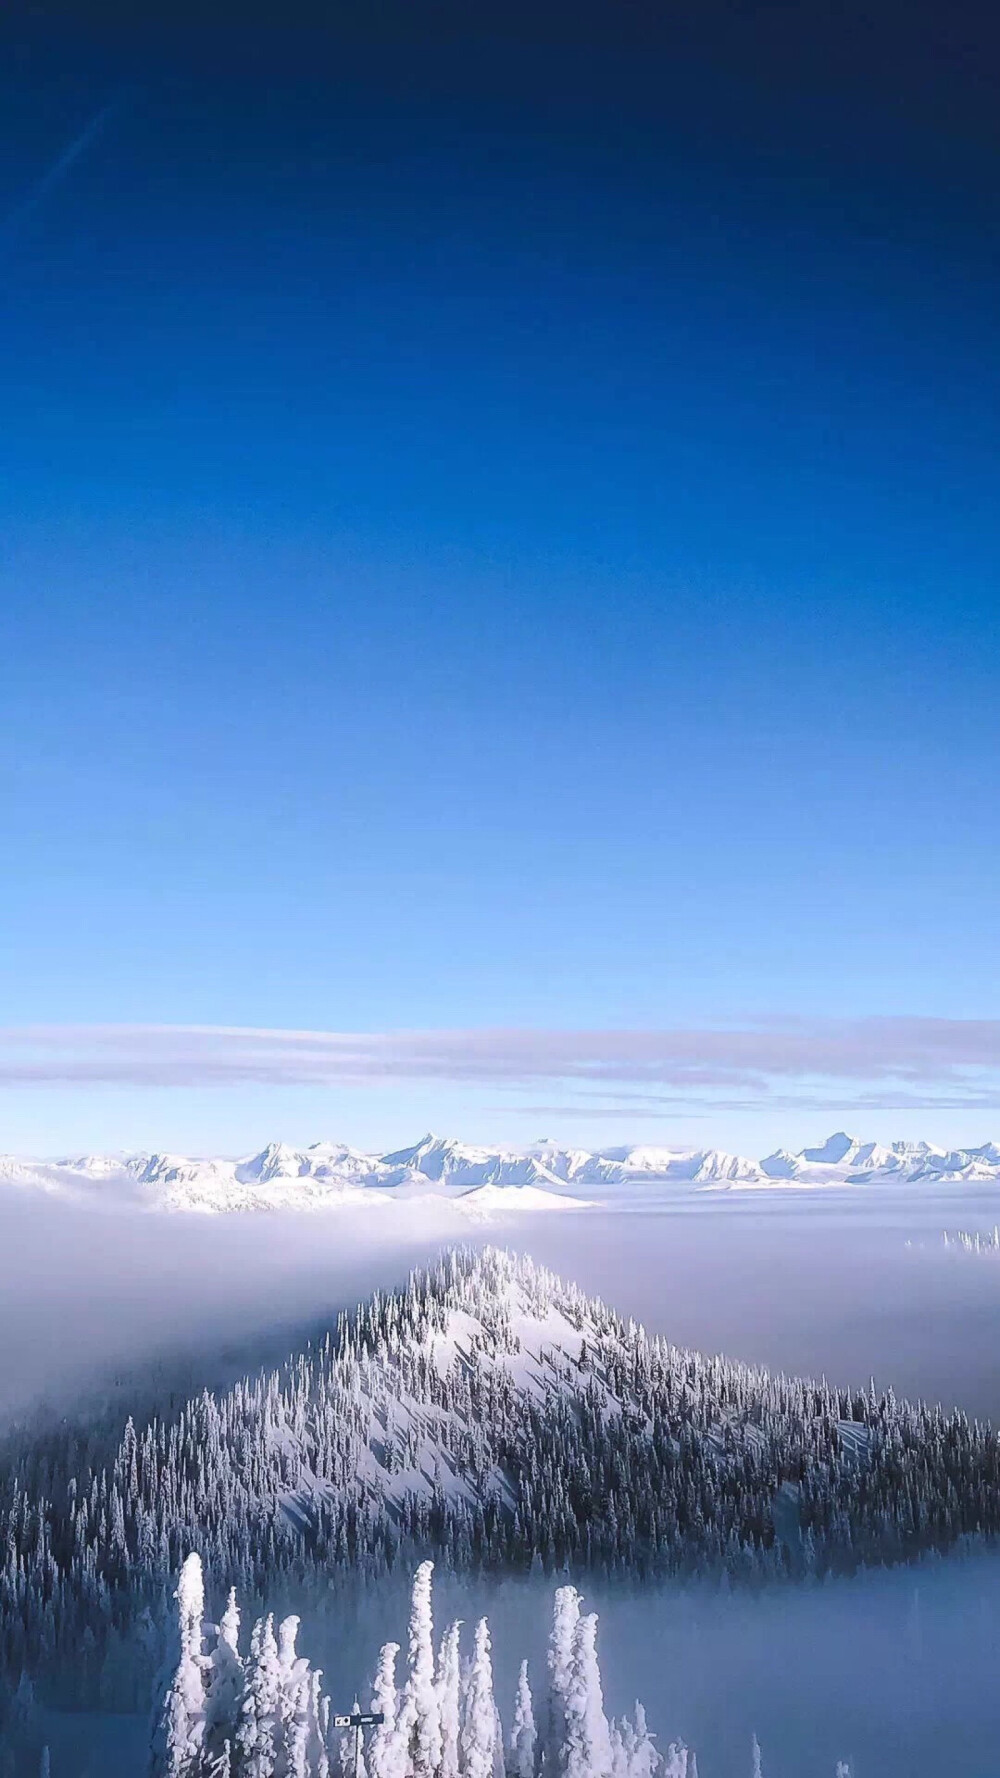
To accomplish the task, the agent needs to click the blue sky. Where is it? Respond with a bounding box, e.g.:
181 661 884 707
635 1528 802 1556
1 3 999 1155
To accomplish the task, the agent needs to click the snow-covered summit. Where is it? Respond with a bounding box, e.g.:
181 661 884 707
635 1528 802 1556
379 1132 563 1190
800 1131 863 1165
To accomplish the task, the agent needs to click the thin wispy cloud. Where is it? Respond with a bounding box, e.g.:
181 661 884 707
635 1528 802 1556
0 98 123 245
0 1020 998 1111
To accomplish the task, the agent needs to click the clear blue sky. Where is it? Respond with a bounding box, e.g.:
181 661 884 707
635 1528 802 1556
1 2 999 1154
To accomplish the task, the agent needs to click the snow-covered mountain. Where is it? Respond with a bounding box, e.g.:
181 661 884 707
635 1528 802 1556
758 1132 1000 1186
1 1128 999 1213
6 1246 1000 1720
0 1135 586 1215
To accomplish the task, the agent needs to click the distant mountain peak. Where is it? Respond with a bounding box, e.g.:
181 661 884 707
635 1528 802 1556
799 1132 862 1165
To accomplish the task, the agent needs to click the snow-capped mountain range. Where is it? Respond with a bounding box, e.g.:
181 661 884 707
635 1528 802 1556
2 1129 1000 1212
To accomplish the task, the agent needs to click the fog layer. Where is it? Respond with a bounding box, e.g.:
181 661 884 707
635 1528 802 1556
4 1184 1000 1421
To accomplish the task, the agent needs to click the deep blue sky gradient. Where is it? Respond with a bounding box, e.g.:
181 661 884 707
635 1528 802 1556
1 1 999 1150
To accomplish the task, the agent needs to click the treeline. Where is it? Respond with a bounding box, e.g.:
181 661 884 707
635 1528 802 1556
2 1248 1000 1706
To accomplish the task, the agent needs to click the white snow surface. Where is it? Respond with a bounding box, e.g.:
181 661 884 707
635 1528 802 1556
2 1128 1000 1213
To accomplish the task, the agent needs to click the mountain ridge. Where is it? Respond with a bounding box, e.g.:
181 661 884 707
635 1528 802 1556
5 1244 1000 1712
1 1128 999 1212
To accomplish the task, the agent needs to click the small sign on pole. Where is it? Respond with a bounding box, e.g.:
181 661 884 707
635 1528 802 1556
334 1707 384 1778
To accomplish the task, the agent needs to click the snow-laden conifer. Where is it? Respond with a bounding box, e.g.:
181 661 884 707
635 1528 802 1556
545 1586 580 1771
307 1671 331 1778
617 1703 657 1778
156 1553 208 1778
508 1660 536 1778
235 1616 281 1778
283 1672 313 1778
398 1564 442 1778
610 1718 627 1778
562 1612 612 1778
460 1619 499 1778
662 1744 690 1778
435 1623 462 1778
206 1590 244 1751
368 1642 402 1778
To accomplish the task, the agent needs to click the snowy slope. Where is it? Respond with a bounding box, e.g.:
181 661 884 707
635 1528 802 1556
6 1241 1000 1725
2 1127 1000 1212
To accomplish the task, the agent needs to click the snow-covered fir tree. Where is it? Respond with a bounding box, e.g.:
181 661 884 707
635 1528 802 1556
617 1701 658 1778
507 1662 535 1778
458 1619 499 1778
563 1611 613 1778
545 1586 579 1772
436 1621 462 1778
398 1561 443 1778
367 1643 400 1778
153 1553 209 1778
662 1745 692 1778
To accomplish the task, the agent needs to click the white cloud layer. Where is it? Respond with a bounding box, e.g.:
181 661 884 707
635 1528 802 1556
0 1018 997 1111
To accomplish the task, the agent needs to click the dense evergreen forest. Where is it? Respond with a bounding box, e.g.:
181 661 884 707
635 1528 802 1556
2 1247 999 1721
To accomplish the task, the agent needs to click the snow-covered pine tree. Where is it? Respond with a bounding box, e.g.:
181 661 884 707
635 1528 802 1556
460 1620 500 1778
662 1744 691 1778
205 1589 244 1758
368 1643 401 1778
435 1622 462 1778
235 1615 282 1778
398 1563 443 1778
508 1660 536 1778
610 1718 627 1778
562 1612 612 1778
619 1703 657 1778
154 1553 208 1778
307 1671 331 1778
276 1617 305 1767
545 1587 580 1772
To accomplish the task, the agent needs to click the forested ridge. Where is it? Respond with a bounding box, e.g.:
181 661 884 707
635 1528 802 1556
2 1247 999 1716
